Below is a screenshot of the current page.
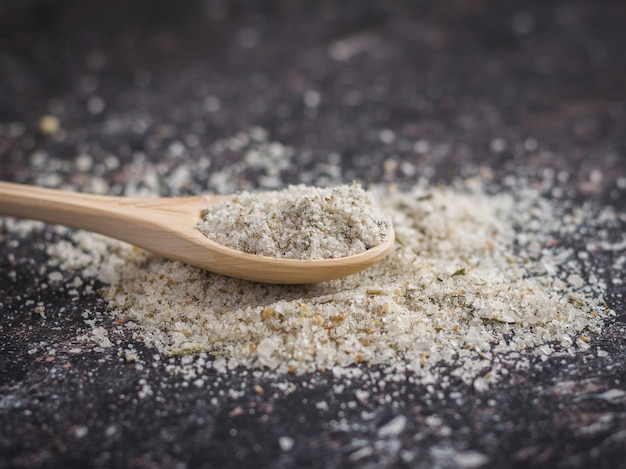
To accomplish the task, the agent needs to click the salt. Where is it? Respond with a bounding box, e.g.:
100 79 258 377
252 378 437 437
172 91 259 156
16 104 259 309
3 128 622 390
197 184 391 259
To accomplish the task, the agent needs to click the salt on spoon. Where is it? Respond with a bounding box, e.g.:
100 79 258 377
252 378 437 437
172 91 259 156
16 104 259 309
0 181 394 283
197 184 392 260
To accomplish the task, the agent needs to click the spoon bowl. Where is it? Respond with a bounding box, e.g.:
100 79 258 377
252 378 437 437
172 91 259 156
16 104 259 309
0 181 394 283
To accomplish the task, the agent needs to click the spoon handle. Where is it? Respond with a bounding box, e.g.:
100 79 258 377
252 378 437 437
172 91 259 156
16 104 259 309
0 180 223 268
0 181 209 246
0 180 135 233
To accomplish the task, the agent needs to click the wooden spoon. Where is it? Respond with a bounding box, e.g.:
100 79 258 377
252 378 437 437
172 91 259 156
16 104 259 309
0 181 394 284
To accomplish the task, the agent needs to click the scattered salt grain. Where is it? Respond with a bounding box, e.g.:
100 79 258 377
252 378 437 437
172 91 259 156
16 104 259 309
137 379 153 399
73 426 88 439
125 350 139 363
204 95 221 112
303 90 321 108
33 306 46 318
278 436 295 451
455 450 490 469
377 415 407 438
92 326 112 348
597 389 626 403
86 96 105 114
38 115 61 136
75 153 93 172
489 138 507 153
48 271 64 282
349 445 374 462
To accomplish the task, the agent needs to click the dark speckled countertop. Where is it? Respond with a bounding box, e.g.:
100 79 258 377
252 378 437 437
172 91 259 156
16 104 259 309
1 1 625 468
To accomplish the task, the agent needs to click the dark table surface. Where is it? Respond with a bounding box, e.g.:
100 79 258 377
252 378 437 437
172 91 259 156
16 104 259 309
1 1 626 468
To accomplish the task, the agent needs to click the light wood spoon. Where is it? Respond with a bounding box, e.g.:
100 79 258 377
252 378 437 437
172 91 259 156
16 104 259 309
0 181 394 284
